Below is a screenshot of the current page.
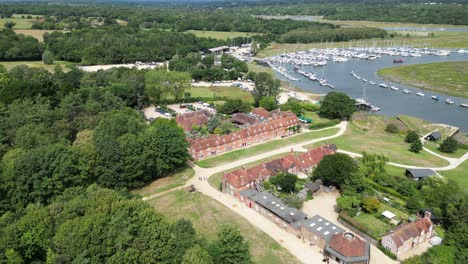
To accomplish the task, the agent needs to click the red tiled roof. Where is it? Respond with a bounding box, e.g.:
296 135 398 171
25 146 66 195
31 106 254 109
224 145 335 188
176 110 211 131
189 110 300 152
251 107 271 119
387 218 433 248
295 146 335 170
232 113 258 125
329 233 368 258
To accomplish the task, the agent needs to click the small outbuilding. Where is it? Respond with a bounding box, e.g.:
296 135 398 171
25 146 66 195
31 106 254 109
381 210 396 220
325 232 370 264
208 46 230 56
405 169 436 181
425 131 442 141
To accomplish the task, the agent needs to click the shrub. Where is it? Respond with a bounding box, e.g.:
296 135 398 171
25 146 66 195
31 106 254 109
282 193 304 209
308 119 340 129
361 197 381 213
410 139 422 153
439 137 458 153
405 130 419 143
385 123 399 133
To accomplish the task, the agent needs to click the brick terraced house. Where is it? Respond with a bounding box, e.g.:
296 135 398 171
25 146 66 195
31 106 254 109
381 211 434 257
222 145 337 198
188 109 300 161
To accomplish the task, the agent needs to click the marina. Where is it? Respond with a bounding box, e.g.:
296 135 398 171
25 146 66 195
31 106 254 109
264 47 468 131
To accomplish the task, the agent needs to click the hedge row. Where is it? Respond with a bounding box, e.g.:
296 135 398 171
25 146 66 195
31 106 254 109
308 119 340 129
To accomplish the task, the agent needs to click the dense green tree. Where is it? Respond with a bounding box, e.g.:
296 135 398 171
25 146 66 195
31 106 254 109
210 225 252 264
282 193 304 209
4 21 15 29
405 130 419 143
145 70 191 104
182 245 213 264
337 195 361 215
217 99 251 115
319 92 356 120
312 153 357 188
169 219 199 264
259 96 277 111
252 72 280 106
0 29 43 60
207 116 221 134
439 137 458 153
42 51 54 65
361 197 381 213
269 172 298 193
358 152 388 182
410 139 423 153
385 123 398 133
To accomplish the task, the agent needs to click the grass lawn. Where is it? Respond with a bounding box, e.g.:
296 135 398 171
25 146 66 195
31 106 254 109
318 18 468 30
385 164 406 177
14 29 55 42
146 190 301 264
189 86 253 102
306 114 449 167
424 141 467 158
248 62 275 75
197 127 340 168
258 32 468 57
187 30 259 40
303 111 332 124
378 61 468 98
133 165 195 198
397 115 458 137
353 213 391 239
439 159 468 192
208 152 301 190
0 18 34 29
0 60 76 72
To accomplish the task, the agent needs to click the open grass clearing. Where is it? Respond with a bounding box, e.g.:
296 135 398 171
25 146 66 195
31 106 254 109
353 213 391 239
197 127 340 168
439 159 468 193
397 115 460 138
0 17 34 29
189 86 253 102
303 111 333 124
14 29 55 42
318 18 468 30
133 165 195 198
11 14 44 19
424 141 466 159
306 114 449 167
0 60 75 72
258 32 468 57
378 61 468 98
187 30 259 40
146 190 301 264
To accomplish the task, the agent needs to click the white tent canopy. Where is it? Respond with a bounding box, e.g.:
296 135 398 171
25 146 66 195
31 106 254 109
381 210 396 219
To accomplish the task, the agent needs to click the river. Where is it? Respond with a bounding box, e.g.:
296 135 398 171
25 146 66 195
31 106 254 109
272 53 468 131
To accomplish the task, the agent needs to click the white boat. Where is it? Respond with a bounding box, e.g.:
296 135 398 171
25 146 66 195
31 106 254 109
461 103 468 108
390 86 399 91
417 92 425 96
403 89 410 94
445 98 454 104
379 83 388 88
369 81 376 85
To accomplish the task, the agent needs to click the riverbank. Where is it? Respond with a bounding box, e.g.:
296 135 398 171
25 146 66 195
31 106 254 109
378 61 468 98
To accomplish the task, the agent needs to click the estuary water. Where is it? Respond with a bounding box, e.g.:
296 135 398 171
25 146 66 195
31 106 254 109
273 53 468 131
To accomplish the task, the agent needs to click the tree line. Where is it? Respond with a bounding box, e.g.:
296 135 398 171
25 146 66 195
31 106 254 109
0 29 43 61
0 185 252 264
279 27 388 44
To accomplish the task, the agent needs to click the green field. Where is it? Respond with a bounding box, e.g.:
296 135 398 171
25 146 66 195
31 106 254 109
197 127 340 168
0 61 75 72
187 30 259 40
258 32 468 57
378 61 468 98
133 165 194 198
440 160 468 192
0 17 34 29
146 190 301 264
306 115 449 167
318 18 468 30
424 141 467 159
189 86 254 102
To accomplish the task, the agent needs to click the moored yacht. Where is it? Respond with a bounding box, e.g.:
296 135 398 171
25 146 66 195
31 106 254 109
445 98 455 104
390 86 399 91
431 95 440 101
403 89 410 94
379 83 388 88
417 92 425 96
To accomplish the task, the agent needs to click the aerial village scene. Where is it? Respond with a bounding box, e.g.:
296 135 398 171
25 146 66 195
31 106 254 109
0 1 466 264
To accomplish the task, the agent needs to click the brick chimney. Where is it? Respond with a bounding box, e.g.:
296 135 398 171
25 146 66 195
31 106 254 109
424 211 432 219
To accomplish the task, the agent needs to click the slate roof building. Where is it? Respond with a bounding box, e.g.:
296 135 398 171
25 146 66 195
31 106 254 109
300 215 345 248
425 131 442 141
405 169 436 180
381 212 434 257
